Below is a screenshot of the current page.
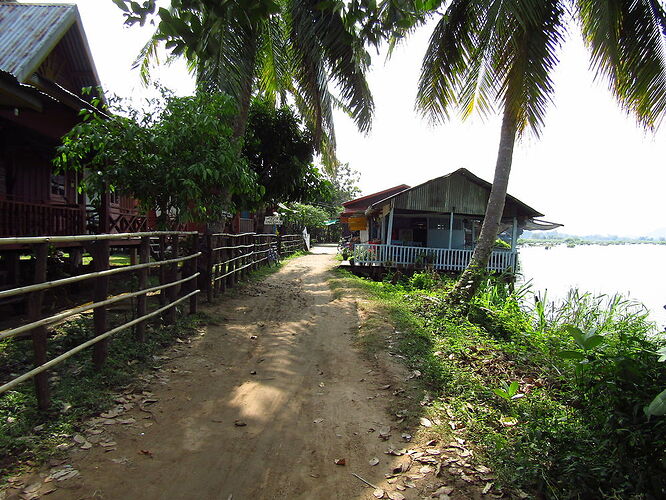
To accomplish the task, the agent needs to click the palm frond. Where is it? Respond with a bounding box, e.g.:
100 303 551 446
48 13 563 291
132 35 161 86
417 0 565 137
256 14 291 105
501 0 566 136
290 0 375 134
577 0 666 129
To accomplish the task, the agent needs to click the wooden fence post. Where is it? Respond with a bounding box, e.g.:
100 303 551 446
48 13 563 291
135 236 150 342
28 242 50 411
92 239 110 370
189 234 198 314
277 235 283 258
205 234 214 303
218 236 226 294
164 234 179 324
228 237 237 288
158 235 166 305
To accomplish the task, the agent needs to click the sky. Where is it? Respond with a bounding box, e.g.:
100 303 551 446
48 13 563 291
56 1 666 237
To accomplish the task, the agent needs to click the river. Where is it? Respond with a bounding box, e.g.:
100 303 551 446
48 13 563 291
518 244 666 331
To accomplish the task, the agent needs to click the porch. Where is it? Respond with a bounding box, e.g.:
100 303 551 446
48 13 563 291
352 243 517 272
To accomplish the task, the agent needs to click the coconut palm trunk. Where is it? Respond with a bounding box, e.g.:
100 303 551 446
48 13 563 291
449 102 518 304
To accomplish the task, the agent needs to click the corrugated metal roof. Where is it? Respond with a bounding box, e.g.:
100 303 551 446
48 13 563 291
0 3 76 82
370 168 544 218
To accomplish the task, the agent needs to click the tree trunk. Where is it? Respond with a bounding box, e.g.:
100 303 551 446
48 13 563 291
448 102 519 305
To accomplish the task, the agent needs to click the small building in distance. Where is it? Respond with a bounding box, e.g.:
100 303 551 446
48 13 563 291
349 168 560 272
340 184 410 243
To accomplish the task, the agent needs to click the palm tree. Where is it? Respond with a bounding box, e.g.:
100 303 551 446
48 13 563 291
409 0 666 303
126 0 374 171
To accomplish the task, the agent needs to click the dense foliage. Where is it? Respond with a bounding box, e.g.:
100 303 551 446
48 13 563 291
116 0 375 166
242 99 333 206
55 91 260 227
334 269 666 498
281 203 330 231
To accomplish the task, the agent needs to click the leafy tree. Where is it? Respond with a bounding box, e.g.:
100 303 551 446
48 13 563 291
115 0 375 167
281 203 330 231
376 0 666 303
242 99 334 207
325 162 362 206
54 91 261 228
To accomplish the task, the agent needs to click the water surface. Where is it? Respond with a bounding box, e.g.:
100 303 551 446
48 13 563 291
518 244 666 330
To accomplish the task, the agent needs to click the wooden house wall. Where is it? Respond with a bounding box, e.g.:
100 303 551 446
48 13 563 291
390 173 528 218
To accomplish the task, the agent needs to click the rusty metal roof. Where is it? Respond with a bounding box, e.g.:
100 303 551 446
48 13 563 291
0 2 100 92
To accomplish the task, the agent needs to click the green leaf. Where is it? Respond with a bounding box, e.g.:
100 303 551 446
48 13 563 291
507 381 519 397
557 350 585 360
112 0 129 12
645 389 666 417
493 388 509 400
583 334 605 350
656 347 666 363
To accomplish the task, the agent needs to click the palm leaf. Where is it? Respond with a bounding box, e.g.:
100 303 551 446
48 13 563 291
577 0 666 129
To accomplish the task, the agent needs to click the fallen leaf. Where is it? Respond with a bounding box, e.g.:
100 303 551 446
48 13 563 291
388 492 406 500
380 384 391 390
385 449 404 456
334 458 346 466
401 433 412 442
139 449 153 457
80 442 92 450
373 488 385 499
419 417 433 428
369 457 380 466
73 434 86 444
396 485 406 491
234 420 247 427
379 427 391 440
100 441 117 447
482 482 494 494
313 418 324 424
40 485 57 495
433 486 454 496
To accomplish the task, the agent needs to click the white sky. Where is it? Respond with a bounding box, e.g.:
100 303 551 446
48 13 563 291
61 1 666 237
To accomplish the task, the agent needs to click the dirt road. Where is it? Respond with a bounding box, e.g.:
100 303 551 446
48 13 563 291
36 252 430 500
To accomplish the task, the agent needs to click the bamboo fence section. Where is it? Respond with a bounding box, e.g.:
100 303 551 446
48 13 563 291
0 230 306 410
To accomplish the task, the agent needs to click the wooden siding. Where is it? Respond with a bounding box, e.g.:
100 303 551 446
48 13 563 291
389 171 536 218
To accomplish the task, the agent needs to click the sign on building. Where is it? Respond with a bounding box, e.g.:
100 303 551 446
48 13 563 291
264 216 283 226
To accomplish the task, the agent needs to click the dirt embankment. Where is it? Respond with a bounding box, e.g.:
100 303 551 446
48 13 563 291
5 253 489 500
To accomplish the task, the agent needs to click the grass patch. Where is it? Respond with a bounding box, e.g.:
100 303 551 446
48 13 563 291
330 268 666 499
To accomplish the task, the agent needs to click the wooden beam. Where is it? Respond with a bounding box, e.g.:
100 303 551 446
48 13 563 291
386 203 395 246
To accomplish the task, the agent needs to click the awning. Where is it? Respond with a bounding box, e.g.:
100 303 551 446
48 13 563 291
523 219 563 231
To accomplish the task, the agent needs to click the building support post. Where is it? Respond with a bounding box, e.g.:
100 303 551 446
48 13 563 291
448 211 454 249
511 217 518 251
386 203 395 247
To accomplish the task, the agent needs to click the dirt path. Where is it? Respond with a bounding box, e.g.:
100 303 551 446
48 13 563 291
30 253 435 500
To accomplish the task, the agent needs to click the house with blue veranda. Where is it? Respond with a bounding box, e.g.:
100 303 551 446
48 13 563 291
352 168 560 272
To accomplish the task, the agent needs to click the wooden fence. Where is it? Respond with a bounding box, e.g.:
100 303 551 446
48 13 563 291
0 231 304 410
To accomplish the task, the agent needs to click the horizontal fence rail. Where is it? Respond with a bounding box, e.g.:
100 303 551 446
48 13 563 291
0 230 306 410
352 244 517 272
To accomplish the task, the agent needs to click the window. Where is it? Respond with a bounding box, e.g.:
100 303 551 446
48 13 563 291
50 174 65 197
